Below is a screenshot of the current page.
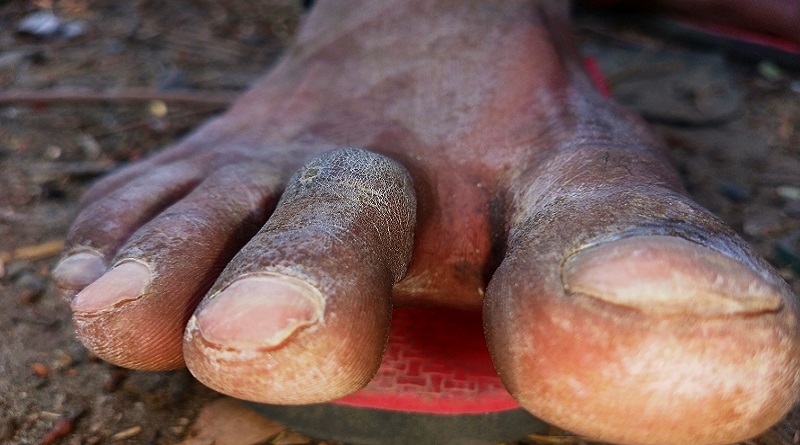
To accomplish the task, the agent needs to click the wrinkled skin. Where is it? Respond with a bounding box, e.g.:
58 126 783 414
52 0 800 444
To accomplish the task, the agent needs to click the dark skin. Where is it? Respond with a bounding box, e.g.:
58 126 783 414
52 0 800 444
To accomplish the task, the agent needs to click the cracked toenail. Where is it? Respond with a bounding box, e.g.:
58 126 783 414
52 251 106 290
562 235 783 316
72 261 151 313
194 275 324 349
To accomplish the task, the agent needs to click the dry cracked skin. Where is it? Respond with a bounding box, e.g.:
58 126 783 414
35 0 800 444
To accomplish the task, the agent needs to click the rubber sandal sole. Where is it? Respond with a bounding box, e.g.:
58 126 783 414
247 307 550 444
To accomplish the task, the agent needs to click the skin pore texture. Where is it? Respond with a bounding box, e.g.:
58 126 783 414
51 0 800 444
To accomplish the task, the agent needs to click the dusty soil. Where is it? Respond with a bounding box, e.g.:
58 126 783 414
0 1 798 444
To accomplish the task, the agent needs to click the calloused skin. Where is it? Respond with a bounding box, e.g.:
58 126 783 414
52 0 800 444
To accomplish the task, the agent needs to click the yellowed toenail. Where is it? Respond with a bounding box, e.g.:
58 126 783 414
562 236 783 316
192 275 324 350
72 261 151 313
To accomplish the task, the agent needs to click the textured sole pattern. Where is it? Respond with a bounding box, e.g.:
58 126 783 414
336 306 519 414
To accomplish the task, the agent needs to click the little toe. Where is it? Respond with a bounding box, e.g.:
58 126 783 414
184 148 417 405
485 182 800 445
53 160 207 292
70 163 285 370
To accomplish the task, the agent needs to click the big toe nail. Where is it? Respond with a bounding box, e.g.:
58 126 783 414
562 235 783 316
191 275 324 350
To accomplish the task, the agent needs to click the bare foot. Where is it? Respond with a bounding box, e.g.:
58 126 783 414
52 0 800 444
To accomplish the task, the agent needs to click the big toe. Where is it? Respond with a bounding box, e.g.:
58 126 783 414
486 195 800 445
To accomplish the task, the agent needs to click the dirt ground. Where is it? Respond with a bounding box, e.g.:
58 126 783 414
0 1 799 444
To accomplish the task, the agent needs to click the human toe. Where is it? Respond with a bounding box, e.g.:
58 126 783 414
487 229 800 444
184 148 417 404
68 163 285 370
52 161 206 295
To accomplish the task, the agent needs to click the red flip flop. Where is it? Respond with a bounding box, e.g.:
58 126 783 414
247 307 549 445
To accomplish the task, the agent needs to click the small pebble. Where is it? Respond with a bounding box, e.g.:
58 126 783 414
59 21 86 39
757 60 786 82
777 185 800 201
17 10 86 39
18 11 61 37
45 145 62 160
31 362 50 378
51 350 74 372
79 134 102 159
40 418 73 445
148 100 168 118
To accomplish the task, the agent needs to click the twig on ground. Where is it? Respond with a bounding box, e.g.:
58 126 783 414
0 89 236 106
0 240 65 264
0 239 64 278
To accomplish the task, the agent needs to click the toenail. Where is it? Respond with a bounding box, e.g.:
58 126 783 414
71 261 151 313
562 235 783 316
193 275 324 350
52 251 107 290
